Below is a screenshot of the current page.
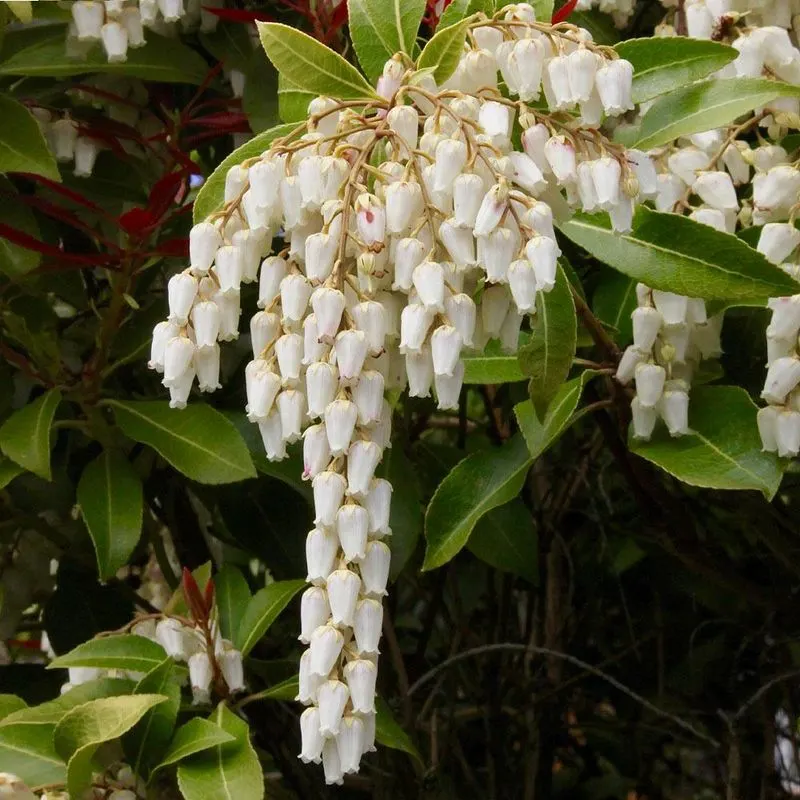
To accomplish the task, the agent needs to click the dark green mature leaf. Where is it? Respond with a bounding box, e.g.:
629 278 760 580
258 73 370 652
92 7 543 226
236 580 305 655
615 38 737 104
0 175 41 275
384 445 423 579
77 450 143 580
49 635 167 674
593 272 637 344
107 400 256 485
0 458 22 490
423 435 532 570
245 675 299 702
257 22 377 101
417 18 469 84
154 718 236 775
463 338 526 384
0 389 61 481
519 264 577 419
630 385 784 499
375 697 423 765
560 208 799 305
468 500 537 582
200 21 253 72
277 74 317 124
0 35 209 83
568 10 620 44
348 0 426 81
193 123 298 222
0 95 59 180
635 78 800 149
215 565 251 642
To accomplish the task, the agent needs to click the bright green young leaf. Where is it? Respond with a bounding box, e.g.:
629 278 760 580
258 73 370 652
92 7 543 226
77 450 143 580
0 458 22 490
417 18 469 85
54 694 168 797
559 208 799 305
519 264 577 419
532 0 555 22
215 565 251 642
49 635 168 674
382 445 423 579
630 385 784 500
348 0 426 82
438 0 490 28
375 697 422 765
0 95 59 181
236 580 305 655
423 435 532 570
0 389 62 481
257 22 377 101
0 696 26 723
463 339 527 384
106 400 256 485
5 1 32 22
193 122 297 222
177 704 264 800
635 78 800 150
277 73 317 124
468 500 537 583
593 272 637 344
154 718 236 775
0 720 65 786
615 38 737 104
0 175 41 276
244 675 299 703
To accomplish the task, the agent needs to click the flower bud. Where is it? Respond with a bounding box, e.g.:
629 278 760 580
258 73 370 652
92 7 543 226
306 362 339 419
762 356 800 404
310 624 345 677
258 409 286 462
634 362 666 408
327 568 361 627
434 360 465 410
354 597 383 655
347 440 383 499
306 527 339 584
190 221 222 275
318 679 350 738
336 503 369 562
299 707 325 764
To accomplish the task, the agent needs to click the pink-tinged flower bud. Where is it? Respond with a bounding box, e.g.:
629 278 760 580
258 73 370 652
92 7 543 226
311 288 345 344
257 256 286 309
757 405 779 452
318 679 350 738
302 315 328 365
762 356 800 404
101 21 128 62
526 235 560 293
74 136 100 177
400 303 435 353
306 362 339 419
220 646 245 693
336 715 365 774
445 293 477 348
433 139 468 192
567 47 599 104
324 399 358 456
434 359 465 410
543 135 576 184
481 285 511 338
393 238 426 291
767 296 800 341
631 396 657 440
72 1 104 40
163 336 195 387
651 291 688 325
52 118 78 163
258 409 286 462
352 371 385 426
277 390 306 443
299 707 325 764
473 183 508 237
355 193 386 246
189 651 213 704
336 504 369 562
306 526 339 583
595 58 634 116
280 273 312 324
431 325 463 377
692 171 738 211
327 568 361 627
632 306 663 351
591 156 622 209
387 105 419 154
385 181 423 236
167 273 197 327
303 424 331 481
189 221 221 275
274 333 303 387
615 345 648 385
352 301 387 356
406 347 434 398
634 363 666 408
776 410 800 457
377 54 404 99
149 321 179 372
297 648 323 704
354 597 384 656
299 586 330 644
508 259 537 313
347 440 383 499
245 359 280 422
479 227 517 284
305 232 338 284
658 388 690 437
250 310 280 359
360 540 391 596
322 737 344 786
758 223 800 265
310 624 344 676
546 55 573 110
214 245 243 295
195 344 220 393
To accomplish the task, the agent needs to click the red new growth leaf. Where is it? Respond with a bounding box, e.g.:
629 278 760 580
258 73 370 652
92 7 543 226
148 171 186 221
118 207 157 236
154 237 189 258
182 566 208 624
16 173 104 215
552 0 579 23
204 578 215 613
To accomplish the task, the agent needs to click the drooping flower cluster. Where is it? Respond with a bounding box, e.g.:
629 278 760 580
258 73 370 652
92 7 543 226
29 109 102 178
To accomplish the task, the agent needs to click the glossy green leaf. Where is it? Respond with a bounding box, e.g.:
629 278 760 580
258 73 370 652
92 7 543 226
438 0 490 28
568 10 619 44
257 22 377 101
0 389 62 481
468 500 537 582
246 675 299 702
630 385 784 500
463 339 526 384
635 78 800 150
177 704 264 800
277 73 317 124
375 697 422 765
0 175 42 275
423 435 532 570
348 0 426 81
193 123 298 222
592 272 637 344
417 18 469 85
0 95 59 180
383 445 423 579
615 37 737 104
236 580 305 655
559 208 799 305
0 720 65 787
154 718 236 775
519 264 577 419
107 400 256 485
77 450 143 580
0 696 26 723
49 635 168 674
215 565 251 642
0 458 22 490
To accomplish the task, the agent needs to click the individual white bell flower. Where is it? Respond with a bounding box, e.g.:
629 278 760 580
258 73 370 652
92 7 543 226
220 646 245 693
72 0 105 40
155 618 193 661
279 176 305 230
352 371 385 426
191 300 220 349
434 359 465 410
257 256 286 309
360 540 391 596
440 219 477 269
431 325 463 377
406 347 435 398
767 335 795 366
168 365 195 409
305 231 339 284
343 659 378 715
387 105 419 154
327 568 362 627
615 345 648 385
479 227 517 284
499 308 523 353
336 504 369 562
377 291 402 341
365 400 393 449
299 707 325 764
190 221 222 275
591 156 622 209
512 38 547 101
634 362 666 408
689 207 728 233
303 424 331 481
299 586 331 644
274 333 303 387
280 273 312 324
509 152 547 195
249 158 283 210
157 0 185 23
413 261 446 311
667 147 707 187
652 290 688 325
762 356 800 404
520 123 550 172
657 387 690 437
347 440 383 499
167 272 197 327
434 139 468 192
277 390 306 443
214 245 244 296
352 301 388 357
306 527 339 584
478 100 512 141
224 164 248 204
149 321 179 372
393 238 426 291
400 303 435 353
354 598 383 655
632 306 663 351
310 624 345 677
336 715 366 775
631 396 658 440
214 289 240 341
245 359 281 422
758 223 800 265
335 330 369 385
101 21 128 62
355 193 386 247
508 259 537 313
195 345 221 393
595 58 634 115
51 118 78 163
445 293 477 348
685 0 714 38
452 173 486 229
692 171 738 211
258 409 286 462
188 651 213 704
68 666 101 687
545 55 573 110
324 399 358 456
232 230 266 284
385 181 423 236
576 161 598 212
625 149 658 199
753 165 800 211
474 183 509 239
776 410 800 458
481 284 510 338
767 297 800 340
73 136 100 178
310 288 345 344
722 142 749 186
297 648 323 704
377 54 405 99
250 311 280 360
526 235 559 293
318 680 350 738
163 335 195 387
307 362 339 419
301 315 328 365
360 711 377 754
655 173 684 213
757 405 780 452
542 135 576 184
566 46 599 104
322 738 344 786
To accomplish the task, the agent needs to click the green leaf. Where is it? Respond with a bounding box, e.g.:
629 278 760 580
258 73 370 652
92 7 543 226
236 580 305 656
423 435 532 570
245 675 299 702
154 718 236 775
375 697 422 765
0 35 209 83
124 660 181 779
0 389 61 481
49 635 168 674
0 719 65 787
257 22 377 101
200 22 254 72
438 0 490 28
468 500 537 582
532 0 555 22
417 18 469 85
592 272 637 344
635 78 800 150
615 37 737 105
567 10 619 44
193 123 297 223
630 385 784 500
348 0 426 82
0 696 26 723
5 1 32 22
463 339 526 384
0 458 22 490
177 704 264 800
383 445 423 579
106 400 256 485
559 208 799 305
278 73 317 124
215 565 251 642
519 264 577 419
0 175 41 276
77 450 143 580
54 694 168 797
0 95 59 181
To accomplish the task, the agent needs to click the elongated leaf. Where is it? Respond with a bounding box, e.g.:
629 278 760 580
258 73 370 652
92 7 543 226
635 78 800 150
468 500 537 582
375 697 422 765
0 721 65 787
177 704 264 800
107 400 256 485
0 175 41 276
215 565 251 642
193 123 298 222
0 389 61 481
438 0 490 28
236 580 305 655
348 0 426 81
423 435 532 570
246 675 299 702
0 458 22 490
615 38 737 104
417 18 469 84
519 264 577 419
0 696 26 723
77 450 143 580
559 208 799 305
0 35 209 83
592 272 637 344
49 635 167 674
257 22 377 101
0 95 59 181
154 718 236 774
463 339 526 384
278 73 317 124
630 385 784 499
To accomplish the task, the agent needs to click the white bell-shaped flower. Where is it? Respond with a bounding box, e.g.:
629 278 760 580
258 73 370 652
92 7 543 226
258 409 286 462
168 366 195 410
479 227 517 284
499 308 523 353
306 525 339 584
280 273 312 323
299 586 331 644
509 152 547 195
302 315 329 365
318 680 350 738
297 648 323 704
400 303 435 353
393 238 426 291
336 504 369 562
360 541 390 596
776 410 800 458
245 360 281 422
347 440 383 499
352 371 385 426
224 164 248 204
355 193 386 246
101 21 128 62
767 297 800 340
440 219 477 269
591 156 622 209
149 321 180 373
215 290 241 341
311 288 346 344
307 362 339 419
190 221 222 275
445 293 477 348
327 568 361 627
576 162 598 212
277 390 306 443
158 0 185 23
309 624 345 677
250 311 280 359
693 171 738 211
431 325 463 377
567 46 599 104
757 405 780 452
249 158 283 210
322 737 344 786
324 399 358 456
632 306 663 351
163 336 195 387
658 388 690 437
305 231 338 284
631 396 658 440
543 135 577 184
220 647 245 694
343 659 378 715
155 618 194 661
526 236 559 293
546 55 573 110
303 424 331 481
434 358 465 410
481 285 511 338
521 123 551 173
350 301 387 357
762 356 800 404
758 223 800 265
72 0 104 40
413 261 446 311
595 58 634 115
167 272 198 327
452 173 485 229
232 230 266 284
335 330 369 385
275 333 303 387
299 707 325 764
387 105 419 153
753 166 800 211
51 118 78 163
385 181 423 236
74 136 100 177
188 651 213 704
433 139 468 192
406 347 435 398
192 300 220 348
214 245 243 295
508 259 537 313
336 715 365 774
354 597 384 655
258 256 287 309
195 345 221 393
652 290 688 325
474 183 509 237
634 362 667 408
615 345 648 385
